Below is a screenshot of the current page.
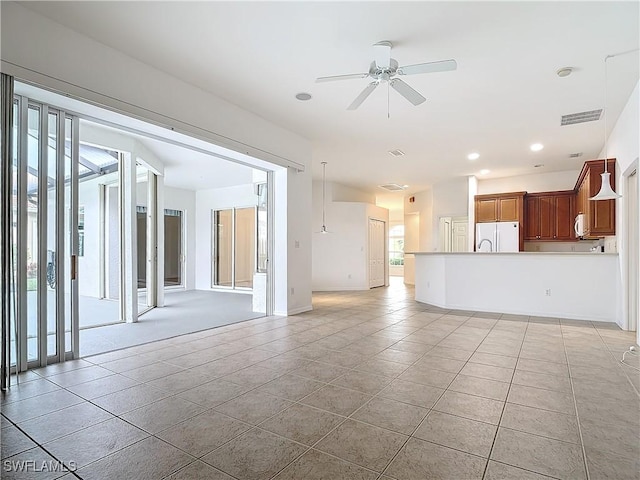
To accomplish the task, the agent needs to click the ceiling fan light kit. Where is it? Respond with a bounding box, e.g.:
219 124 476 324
316 41 457 111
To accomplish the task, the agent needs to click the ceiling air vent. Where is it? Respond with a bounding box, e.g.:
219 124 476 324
379 183 407 192
388 149 405 157
569 152 583 158
561 109 602 126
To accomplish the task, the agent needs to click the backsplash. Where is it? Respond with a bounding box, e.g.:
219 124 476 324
524 241 595 253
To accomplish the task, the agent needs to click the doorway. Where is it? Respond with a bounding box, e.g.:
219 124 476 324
439 216 469 252
369 218 386 288
212 207 256 290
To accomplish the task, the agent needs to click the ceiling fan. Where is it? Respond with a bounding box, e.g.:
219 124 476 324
316 41 457 110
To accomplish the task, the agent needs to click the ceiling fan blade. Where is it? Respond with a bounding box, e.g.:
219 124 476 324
373 41 392 69
397 59 457 76
390 79 426 106
315 73 369 83
347 82 378 110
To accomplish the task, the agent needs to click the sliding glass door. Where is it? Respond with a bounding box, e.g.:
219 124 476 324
212 207 256 290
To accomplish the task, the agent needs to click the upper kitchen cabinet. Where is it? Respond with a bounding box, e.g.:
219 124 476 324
475 192 525 223
524 191 575 241
575 159 616 238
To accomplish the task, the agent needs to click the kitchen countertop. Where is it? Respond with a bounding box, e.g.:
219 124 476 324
407 251 618 256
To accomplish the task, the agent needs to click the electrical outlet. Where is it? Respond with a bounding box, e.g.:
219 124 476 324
571 245 575 252
545 289 551 296
294 240 300 248
427 281 430 288
348 274 352 279
290 287 294 295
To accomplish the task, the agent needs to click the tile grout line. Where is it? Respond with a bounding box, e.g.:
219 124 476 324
377 314 506 479
480 316 530 480
562 322 591 480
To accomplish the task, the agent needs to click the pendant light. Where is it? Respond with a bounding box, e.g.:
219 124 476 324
590 53 621 201
319 162 330 234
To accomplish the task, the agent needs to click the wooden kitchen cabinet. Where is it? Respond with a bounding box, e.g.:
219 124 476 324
475 192 525 223
574 159 616 238
475 192 525 250
524 191 576 241
476 197 499 222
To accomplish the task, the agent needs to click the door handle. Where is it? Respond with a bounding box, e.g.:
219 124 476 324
71 254 77 280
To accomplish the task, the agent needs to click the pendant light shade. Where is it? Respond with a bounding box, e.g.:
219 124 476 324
590 171 621 200
590 53 622 201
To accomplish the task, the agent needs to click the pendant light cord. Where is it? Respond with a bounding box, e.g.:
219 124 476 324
603 48 639 174
603 55 609 174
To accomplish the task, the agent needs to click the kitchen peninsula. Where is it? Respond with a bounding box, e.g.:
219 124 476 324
412 252 619 323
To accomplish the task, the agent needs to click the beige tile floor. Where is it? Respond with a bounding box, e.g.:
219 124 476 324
2 281 639 479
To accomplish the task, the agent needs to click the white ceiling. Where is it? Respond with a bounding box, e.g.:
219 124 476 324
25 2 639 198
82 121 255 191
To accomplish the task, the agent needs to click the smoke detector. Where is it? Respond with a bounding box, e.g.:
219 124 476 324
388 149 405 157
556 67 573 78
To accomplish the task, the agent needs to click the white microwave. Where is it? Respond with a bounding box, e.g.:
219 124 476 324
574 214 585 237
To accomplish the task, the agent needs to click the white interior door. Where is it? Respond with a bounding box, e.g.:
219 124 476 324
439 217 452 252
452 219 468 252
369 219 385 288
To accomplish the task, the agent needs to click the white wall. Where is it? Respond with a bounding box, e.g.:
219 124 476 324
431 177 469 251
332 183 375 203
600 80 639 336
477 170 579 195
77 176 103 298
312 181 389 291
2 2 313 315
403 176 469 284
403 213 420 285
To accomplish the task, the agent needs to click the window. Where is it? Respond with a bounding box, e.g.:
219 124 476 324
389 224 404 266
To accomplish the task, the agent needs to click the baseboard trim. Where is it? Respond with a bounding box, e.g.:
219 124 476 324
312 286 370 292
274 305 313 316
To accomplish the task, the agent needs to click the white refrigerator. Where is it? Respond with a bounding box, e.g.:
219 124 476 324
476 222 519 252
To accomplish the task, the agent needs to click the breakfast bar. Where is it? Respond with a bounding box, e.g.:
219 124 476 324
412 252 619 323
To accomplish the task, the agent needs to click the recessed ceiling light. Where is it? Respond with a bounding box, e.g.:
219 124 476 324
534 164 544 168
295 92 312 101
556 67 573 78
479 169 490 175
530 143 544 152
467 152 480 161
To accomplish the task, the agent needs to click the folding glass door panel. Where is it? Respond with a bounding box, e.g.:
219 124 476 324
213 209 234 288
11 96 80 370
136 164 157 316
